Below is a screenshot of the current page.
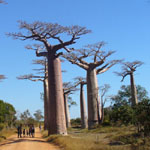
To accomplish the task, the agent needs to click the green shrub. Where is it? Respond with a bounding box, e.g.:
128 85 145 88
0 123 5 131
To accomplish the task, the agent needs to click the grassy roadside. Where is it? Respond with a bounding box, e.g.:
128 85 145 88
0 128 16 142
42 126 150 150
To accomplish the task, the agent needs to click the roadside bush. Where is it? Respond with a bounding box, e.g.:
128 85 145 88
110 104 133 126
0 123 5 131
71 118 81 127
133 99 150 136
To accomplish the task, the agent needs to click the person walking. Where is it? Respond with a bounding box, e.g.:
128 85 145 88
32 125 35 138
23 128 26 137
17 124 22 138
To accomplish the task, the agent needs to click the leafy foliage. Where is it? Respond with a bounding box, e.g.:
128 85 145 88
33 109 43 122
110 104 134 125
111 85 149 106
0 100 16 128
134 99 150 136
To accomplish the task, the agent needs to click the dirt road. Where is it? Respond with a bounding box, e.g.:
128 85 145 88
0 128 60 150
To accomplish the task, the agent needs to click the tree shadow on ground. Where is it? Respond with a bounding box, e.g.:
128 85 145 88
0 138 47 147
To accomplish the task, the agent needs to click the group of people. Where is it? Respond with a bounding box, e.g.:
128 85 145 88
17 124 35 138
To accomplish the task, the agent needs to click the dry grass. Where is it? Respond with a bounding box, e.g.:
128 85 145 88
42 126 150 150
0 128 16 142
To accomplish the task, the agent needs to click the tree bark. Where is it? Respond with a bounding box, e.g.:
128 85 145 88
80 83 88 128
64 94 71 128
130 73 138 106
47 53 67 135
87 68 98 128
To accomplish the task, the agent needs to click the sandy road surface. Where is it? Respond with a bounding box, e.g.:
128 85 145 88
0 128 60 150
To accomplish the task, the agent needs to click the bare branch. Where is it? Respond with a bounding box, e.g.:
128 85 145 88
32 59 46 66
63 82 79 95
63 53 89 70
74 76 87 85
28 78 43 82
97 60 121 74
0 0 7 4
0 75 6 82
17 74 44 80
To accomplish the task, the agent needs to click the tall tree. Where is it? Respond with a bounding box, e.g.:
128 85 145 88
63 42 120 128
74 77 88 128
114 61 143 106
34 109 43 122
8 21 90 134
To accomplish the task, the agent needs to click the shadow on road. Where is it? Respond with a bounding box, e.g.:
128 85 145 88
0 138 47 147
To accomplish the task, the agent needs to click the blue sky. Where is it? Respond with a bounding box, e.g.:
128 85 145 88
0 0 150 118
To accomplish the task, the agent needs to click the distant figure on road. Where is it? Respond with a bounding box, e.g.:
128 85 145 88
17 124 22 138
39 124 41 131
26 129 29 136
29 125 32 137
31 125 35 138
23 128 26 137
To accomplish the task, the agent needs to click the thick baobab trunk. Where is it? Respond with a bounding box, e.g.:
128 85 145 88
87 68 98 128
130 73 138 106
80 83 88 129
48 54 67 135
64 94 71 128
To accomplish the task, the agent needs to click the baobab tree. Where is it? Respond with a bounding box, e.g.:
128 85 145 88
63 82 79 128
114 61 143 106
63 42 120 128
74 77 88 128
8 21 90 135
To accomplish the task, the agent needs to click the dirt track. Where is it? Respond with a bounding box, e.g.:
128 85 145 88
0 128 60 150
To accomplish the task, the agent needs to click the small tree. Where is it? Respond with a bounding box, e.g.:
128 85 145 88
20 109 32 125
114 61 144 106
34 109 43 122
134 99 150 136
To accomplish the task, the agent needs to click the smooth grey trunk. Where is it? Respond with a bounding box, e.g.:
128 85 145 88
48 54 67 135
80 83 88 128
87 68 98 128
64 94 71 128
130 73 138 106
